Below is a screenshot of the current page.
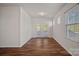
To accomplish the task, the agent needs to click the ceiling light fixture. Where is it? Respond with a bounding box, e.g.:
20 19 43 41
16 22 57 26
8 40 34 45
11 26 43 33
38 12 45 16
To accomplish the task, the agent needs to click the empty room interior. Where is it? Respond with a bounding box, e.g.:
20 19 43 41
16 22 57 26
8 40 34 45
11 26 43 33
0 3 79 56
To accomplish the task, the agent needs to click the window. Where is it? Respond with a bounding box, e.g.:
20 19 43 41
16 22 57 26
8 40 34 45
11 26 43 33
33 24 48 31
64 5 79 42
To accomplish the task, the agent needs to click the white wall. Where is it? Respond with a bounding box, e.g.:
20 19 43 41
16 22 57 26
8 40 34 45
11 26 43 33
20 7 32 47
32 17 53 37
53 4 79 55
0 6 32 47
0 6 20 47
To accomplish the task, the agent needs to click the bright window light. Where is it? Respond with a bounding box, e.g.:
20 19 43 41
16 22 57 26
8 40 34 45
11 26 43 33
53 20 55 25
57 17 61 24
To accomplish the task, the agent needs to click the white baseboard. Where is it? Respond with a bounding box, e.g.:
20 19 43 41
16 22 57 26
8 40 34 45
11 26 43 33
0 46 20 48
19 38 31 47
53 36 73 56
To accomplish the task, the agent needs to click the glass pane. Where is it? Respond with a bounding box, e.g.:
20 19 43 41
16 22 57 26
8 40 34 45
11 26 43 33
65 5 79 42
41 24 48 31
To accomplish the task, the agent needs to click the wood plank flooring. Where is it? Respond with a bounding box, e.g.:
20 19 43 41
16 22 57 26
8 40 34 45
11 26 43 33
0 37 71 56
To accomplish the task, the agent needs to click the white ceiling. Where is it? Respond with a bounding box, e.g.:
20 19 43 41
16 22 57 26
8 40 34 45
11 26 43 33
0 3 66 18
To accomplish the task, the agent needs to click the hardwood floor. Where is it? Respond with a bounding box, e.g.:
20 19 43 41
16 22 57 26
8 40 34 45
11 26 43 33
0 37 71 56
